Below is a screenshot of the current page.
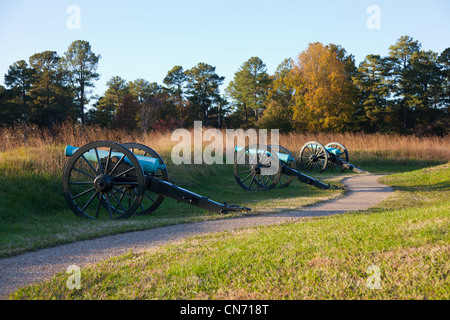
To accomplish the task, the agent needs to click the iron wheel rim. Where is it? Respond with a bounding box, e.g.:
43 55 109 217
62 141 145 219
122 142 168 215
299 141 328 173
268 144 295 188
234 144 281 191
325 142 349 173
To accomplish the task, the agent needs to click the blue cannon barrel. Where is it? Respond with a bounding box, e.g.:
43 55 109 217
305 143 343 157
65 145 166 174
235 146 294 163
325 147 342 156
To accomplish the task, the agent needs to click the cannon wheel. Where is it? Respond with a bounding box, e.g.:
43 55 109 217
234 144 282 191
62 141 145 219
299 141 328 173
122 143 168 215
269 144 295 188
325 142 349 173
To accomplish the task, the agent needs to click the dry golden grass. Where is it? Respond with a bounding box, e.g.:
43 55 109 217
279 131 450 162
1 122 449 176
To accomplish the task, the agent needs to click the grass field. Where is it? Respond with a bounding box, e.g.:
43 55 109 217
8 163 450 300
1 124 449 299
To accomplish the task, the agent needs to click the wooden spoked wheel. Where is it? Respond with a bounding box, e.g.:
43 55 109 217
122 143 168 215
299 141 328 173
62 141 145 219
325 142 349 172
234 144 282 191
269 144 296 188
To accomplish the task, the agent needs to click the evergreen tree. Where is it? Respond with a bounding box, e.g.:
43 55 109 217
384 36 421 132
90 76 133 129
185 63 224 127
62 40 101 127
226 57 272 127
438 48 450 107
163 65 186 121
259 58 294 132
409 50 445 134
352 54 390 132
3 60 35 129
0 84 19 126
28 51 76 128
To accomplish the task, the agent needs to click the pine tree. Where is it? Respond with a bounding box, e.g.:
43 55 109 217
62 40 101 128
185 63 224 127
4 60 35 131
259 58 294 132
163 66 186 121
352 54 390 132
226 57 272 127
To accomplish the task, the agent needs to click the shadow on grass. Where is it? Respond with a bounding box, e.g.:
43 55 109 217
387 180 450 193
349 159 447 174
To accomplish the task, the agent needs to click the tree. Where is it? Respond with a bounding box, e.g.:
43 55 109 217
409 50 448 134
384 36 447 134
105 76 138 129
291 42 355 132
438 48 450 107
384 35 421 132
106 76 127 107
352 54 390 132
28 51 76 128
90 76 134 129
128 78 153 133
113 92 139 130
259 58 294 132
185 63 224 127
4 60 35 130
62 40 101 127
226 57 272 127
86 96 115 127
0 84 18 126
437 48 450 135
163 65 186 121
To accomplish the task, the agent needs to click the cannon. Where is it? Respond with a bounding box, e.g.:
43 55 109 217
233 144 343 191
62 141 250 219
299 141 369 174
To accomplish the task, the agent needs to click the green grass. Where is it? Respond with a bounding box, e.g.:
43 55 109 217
334 150 446 174
9 163 450 300
0 146 343 258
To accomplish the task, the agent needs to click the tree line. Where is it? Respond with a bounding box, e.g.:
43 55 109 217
0 36 448 135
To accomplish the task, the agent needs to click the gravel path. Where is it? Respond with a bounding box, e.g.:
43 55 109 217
0 174 393 299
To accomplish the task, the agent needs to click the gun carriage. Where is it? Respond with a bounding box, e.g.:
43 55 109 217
299 141 368 174
63 141 250 219
233 144 344 191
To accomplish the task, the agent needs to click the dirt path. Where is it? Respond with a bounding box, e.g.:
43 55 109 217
0 174 393 299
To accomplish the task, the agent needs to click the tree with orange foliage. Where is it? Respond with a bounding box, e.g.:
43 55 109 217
291 42 355 132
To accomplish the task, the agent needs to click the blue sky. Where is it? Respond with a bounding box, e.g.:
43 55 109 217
1 0 449 102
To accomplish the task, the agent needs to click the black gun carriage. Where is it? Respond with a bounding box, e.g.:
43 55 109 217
233 144 344 191
299 141 368 174
63 141 250 219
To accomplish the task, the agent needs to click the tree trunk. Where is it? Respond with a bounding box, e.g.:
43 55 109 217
22 88 28 143
217 103 221 129
243 102 248 127
80 85 85 128
203 99 208 127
